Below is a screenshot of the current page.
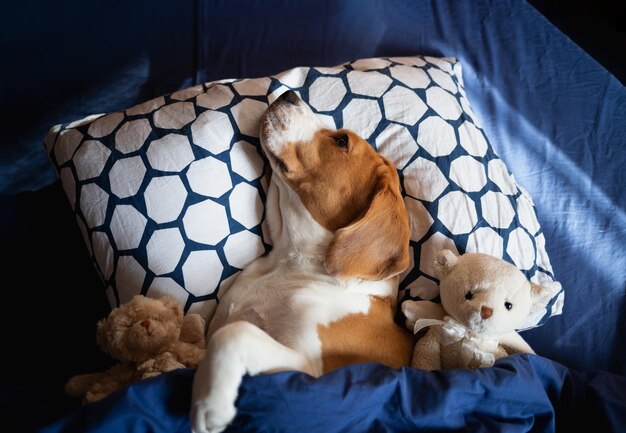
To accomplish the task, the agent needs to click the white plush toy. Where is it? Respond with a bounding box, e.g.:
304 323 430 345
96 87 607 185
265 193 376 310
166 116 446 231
401 249 553 370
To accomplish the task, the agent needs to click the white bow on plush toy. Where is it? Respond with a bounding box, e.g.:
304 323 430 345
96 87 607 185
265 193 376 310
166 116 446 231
402 249 556 371
413 316 500 368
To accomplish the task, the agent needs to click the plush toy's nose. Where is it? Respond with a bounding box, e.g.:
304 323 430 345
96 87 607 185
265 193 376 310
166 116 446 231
140 320 150 328
480 306 493 319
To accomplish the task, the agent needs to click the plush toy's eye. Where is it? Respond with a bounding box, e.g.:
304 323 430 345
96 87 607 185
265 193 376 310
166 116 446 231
504 302 513 310
465 291 474 300
333 134 349 150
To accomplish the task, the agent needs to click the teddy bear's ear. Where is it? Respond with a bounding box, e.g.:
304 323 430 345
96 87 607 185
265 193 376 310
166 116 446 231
159 295 184 318
529 282 553 315
433 249 458 278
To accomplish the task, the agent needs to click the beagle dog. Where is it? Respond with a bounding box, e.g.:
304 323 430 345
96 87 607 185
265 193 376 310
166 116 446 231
191 90 414 433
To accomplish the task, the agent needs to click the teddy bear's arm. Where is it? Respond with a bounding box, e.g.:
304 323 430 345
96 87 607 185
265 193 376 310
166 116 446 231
64 372 106 398
84 380 121 404
495 345 510 360
180 313 207 349
402 300 446 330
83 363 138 404
138 352 186 379
173 341 206 367
498 331 535 355
411 329 442 371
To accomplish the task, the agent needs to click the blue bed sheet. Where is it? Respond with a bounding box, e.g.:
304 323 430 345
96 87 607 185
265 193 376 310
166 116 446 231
42 355 626 433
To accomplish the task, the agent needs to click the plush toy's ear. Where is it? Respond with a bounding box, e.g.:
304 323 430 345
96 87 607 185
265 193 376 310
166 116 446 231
433 249 458 278
159 295 183 315
157 295 184 331
325 172 410 280
529 282 553 316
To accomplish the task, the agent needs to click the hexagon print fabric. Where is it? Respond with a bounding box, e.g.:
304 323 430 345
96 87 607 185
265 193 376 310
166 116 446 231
45 55 563 328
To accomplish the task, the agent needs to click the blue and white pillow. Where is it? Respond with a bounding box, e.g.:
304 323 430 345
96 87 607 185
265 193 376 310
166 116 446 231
44 55 563 327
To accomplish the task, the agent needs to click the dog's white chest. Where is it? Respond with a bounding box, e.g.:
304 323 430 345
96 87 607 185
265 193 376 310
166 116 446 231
211 257 388 373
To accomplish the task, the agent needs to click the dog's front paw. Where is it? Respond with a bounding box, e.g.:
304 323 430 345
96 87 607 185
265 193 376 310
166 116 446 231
191 399 236 433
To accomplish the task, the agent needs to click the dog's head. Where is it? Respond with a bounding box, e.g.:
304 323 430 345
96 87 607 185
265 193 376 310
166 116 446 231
260 91 410 281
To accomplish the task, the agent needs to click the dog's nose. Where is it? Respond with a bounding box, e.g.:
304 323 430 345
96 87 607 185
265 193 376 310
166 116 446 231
140 320 150 328
279 90 299 105
480 306 493 319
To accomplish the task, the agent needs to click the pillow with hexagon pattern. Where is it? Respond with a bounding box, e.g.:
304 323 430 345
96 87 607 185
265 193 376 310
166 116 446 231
44 55 563 329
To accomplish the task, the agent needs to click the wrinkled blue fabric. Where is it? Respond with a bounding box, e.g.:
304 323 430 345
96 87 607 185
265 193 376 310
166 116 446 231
41 356 626 433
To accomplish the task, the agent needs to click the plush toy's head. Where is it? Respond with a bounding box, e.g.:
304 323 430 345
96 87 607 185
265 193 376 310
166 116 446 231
96 295 184 363
434 250 552 336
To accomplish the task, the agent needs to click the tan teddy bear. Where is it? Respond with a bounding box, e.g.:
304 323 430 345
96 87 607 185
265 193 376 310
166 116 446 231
402 249 555 370
65 294 207 403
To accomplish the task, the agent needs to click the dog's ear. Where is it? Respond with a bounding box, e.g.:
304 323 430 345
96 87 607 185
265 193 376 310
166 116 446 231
326 170 410 281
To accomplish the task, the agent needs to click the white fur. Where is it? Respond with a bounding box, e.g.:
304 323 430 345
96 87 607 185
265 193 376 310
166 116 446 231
259 91 324 162
191 92 397 433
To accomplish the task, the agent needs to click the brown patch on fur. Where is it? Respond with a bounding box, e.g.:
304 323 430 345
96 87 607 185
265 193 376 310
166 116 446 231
317 296 414 373
278 129 410 280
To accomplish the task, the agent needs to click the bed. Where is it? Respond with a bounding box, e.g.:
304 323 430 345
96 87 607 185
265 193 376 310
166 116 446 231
1 1 625 432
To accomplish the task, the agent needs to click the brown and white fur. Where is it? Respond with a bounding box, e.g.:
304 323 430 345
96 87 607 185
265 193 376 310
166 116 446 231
191 91 414 433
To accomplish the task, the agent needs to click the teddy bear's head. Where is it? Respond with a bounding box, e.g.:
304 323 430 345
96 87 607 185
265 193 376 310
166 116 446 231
433 250 552 336
96 295 184 363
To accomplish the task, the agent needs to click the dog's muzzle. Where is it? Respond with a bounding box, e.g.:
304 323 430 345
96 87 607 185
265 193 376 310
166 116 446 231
259 90 322 162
